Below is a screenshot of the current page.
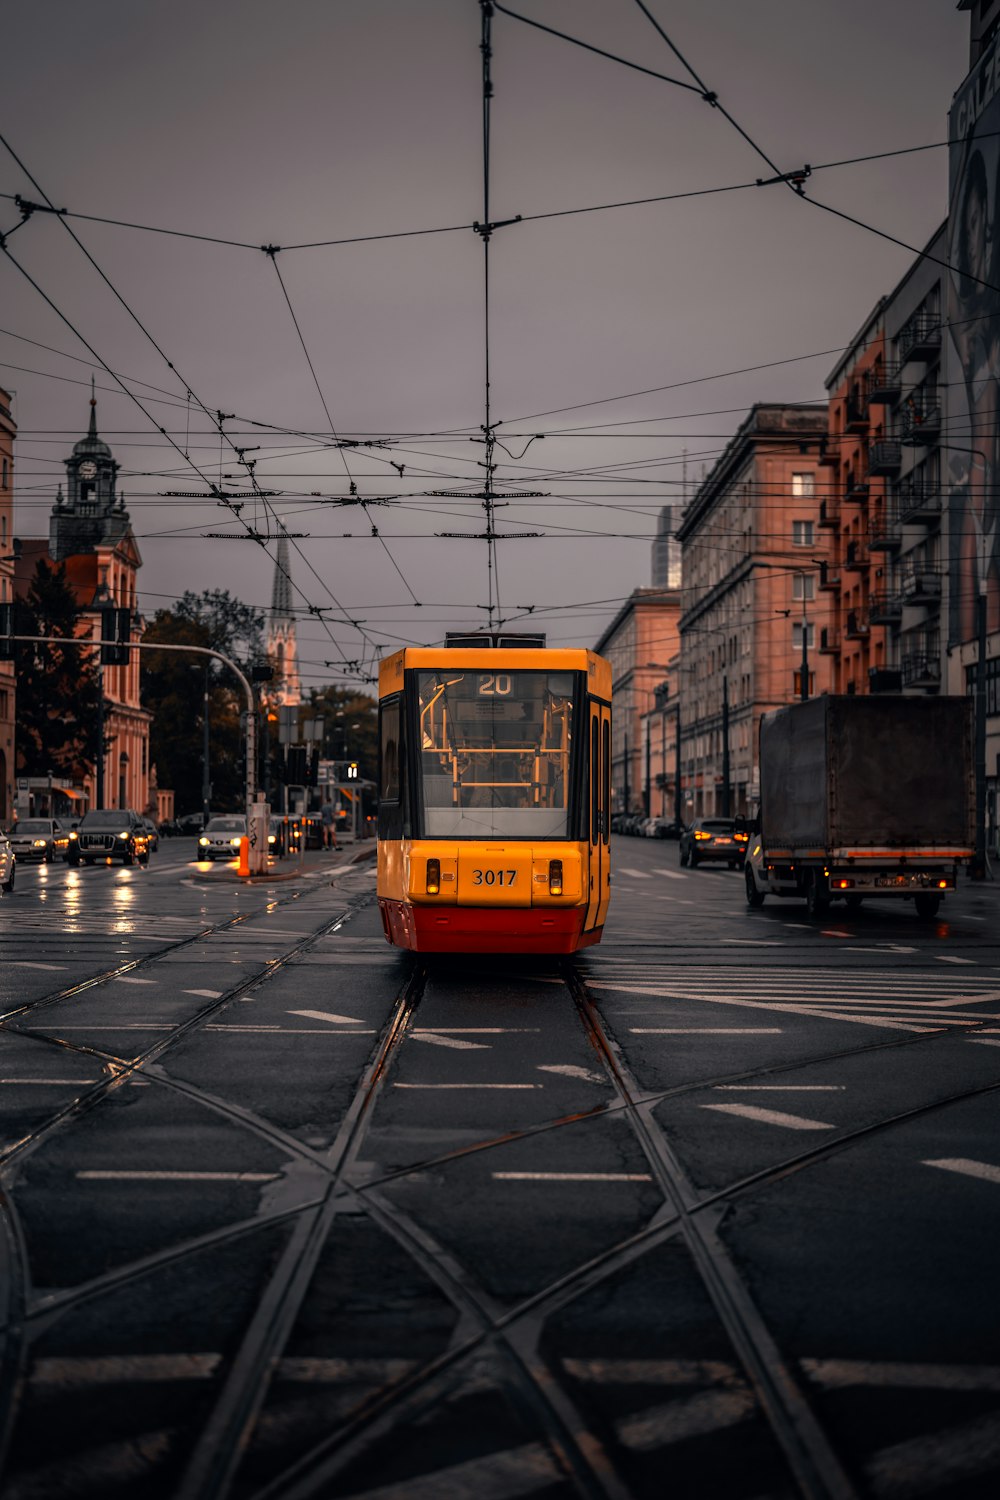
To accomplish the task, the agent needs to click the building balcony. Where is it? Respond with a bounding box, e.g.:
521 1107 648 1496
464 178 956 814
844 469 870 501
844 609 870 639
844 539 869 570
868 591 902 624
900 402 942 445
845 395 868 433
868 513 900 550
866 363 902 405
819 626 840 653
900 652 941 689
818 560 841 590
897 316 942 365
818 499 838 528
868 439 902 477
896 481 941 525
868 667 903 692
899 570 943 607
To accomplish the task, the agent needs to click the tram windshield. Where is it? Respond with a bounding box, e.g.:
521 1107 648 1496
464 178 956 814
416 669 577 837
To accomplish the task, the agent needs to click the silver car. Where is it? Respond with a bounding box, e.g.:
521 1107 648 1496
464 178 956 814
8 818 72 864
197 815 247 861
0 831 15 893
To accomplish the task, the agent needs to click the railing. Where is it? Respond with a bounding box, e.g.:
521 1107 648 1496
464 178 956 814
819 626 840 653
900 401 942 445
845 609 870 638
896 480 941 525
868 513 899 549
901 652 941 686
818 499 838 527
897 315 941 365
866 363 901 404
844 539 869 569
899 569 943 605
845 469 869 499
818 560 840 589
845 394 868 430
867 591 902 623
868 439 902 476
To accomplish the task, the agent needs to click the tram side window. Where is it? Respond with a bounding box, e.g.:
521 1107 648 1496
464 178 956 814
380 699 401 800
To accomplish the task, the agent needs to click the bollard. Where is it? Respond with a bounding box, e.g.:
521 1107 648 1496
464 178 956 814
237 836 250 876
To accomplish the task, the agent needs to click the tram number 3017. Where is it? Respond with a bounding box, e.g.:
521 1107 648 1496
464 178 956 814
472 869 517 886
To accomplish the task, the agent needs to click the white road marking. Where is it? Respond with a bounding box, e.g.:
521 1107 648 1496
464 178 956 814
288 1009 365 1024
631 1027 783 1035
713 1085 844 1092
0 1078 100 1086
411 1033 490 1051
77 1169 279 1183
969 1037 1000 1046
702 1103 833 1131
563 1357 739 1384
801 1358 1000 1392
493 1171 652 1182
618 1388 756 1451
617 867 651 878
394 1083 541 1090
276 1357 417 1384
536 1064 606 1084
11 962 66 971
332 1441 560 1500
938 955 976 965
112 976 157 986
414 1028 541 1033
205 1025 376 1035
183 989 224 999
924 1156 1000 1186
865 1410 1000 1496
651 868 686 881
720 939 783 946
31 1354 222 1385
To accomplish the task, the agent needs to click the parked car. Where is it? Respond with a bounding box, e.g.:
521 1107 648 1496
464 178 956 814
652 818 684 840
70 809 150 867
678 816 749 869
7 818 72 863
141 818 160 853
0 830 14 892
178 813 206 836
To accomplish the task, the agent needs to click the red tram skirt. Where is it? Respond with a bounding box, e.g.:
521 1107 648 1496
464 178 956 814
379 900 602 955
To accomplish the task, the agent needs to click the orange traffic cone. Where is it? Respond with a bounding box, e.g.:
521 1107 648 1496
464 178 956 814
237 836 250 876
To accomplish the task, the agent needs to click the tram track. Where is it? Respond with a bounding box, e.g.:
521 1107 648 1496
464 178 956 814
2 923 999 1498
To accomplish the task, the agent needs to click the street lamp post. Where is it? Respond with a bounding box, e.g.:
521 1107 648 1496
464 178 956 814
202 663 211 826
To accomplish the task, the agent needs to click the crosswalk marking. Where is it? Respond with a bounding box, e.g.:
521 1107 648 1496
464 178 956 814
924 1157 1000 1186
703 1103 833 1131
617 867 651 879
288 1009 364 1024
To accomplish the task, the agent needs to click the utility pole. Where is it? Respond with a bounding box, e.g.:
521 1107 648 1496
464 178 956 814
674 704 682 828
201 662 211 826
974 563 988 877
644 715 651 818
95 663 105 806
623 728 630 816
721 674 731 816
800 593 810 702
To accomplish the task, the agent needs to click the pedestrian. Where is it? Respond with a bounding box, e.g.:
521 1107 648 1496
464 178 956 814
321 800 337 850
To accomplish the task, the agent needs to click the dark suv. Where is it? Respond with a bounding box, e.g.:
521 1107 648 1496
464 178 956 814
70 809 150 867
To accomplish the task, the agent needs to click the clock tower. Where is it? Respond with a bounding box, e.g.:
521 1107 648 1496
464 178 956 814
50 384 130 561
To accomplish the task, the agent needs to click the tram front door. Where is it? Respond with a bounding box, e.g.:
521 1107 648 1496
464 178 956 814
584 700 611 933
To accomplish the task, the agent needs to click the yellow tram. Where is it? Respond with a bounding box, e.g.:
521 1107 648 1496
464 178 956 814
377 633 612 953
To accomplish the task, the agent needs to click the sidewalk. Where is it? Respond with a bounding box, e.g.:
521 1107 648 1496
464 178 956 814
191 839 376 885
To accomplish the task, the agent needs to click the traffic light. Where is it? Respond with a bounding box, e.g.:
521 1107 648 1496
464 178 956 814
99 607 131 666
286 746 307 784
347 761 359 780
0 603 12 662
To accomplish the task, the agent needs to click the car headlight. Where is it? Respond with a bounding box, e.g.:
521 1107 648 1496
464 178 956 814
268 834 275 844
33 839 47 847
230 837 241 846
198 837 209 847
69 831 78 840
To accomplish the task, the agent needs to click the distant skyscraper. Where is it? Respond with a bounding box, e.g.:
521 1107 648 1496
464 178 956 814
651 504 682 588
266 536 301 705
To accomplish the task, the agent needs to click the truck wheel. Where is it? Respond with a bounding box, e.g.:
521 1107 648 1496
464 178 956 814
805 877 829 918
914 893 941 919
845 894 863 913
745 865 765 908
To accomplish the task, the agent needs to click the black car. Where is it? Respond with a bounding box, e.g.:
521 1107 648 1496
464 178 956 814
678 816 749 868
70 809 151 867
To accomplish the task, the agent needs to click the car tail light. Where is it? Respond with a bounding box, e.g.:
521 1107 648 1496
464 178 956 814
694 831 711 841
835 878 855 889
549 859 563 896
426 858 441 895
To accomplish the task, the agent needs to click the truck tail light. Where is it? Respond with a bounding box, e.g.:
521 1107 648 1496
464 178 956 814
835 878 855 889
426 858 441 895
549 859 563 896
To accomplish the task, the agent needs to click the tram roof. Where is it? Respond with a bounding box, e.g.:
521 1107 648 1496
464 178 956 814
379 646 610 696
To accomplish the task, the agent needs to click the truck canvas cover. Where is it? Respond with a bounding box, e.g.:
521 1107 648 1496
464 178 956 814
759 696 975 850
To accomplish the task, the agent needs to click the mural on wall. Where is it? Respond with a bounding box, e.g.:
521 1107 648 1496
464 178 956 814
948 42 1000 642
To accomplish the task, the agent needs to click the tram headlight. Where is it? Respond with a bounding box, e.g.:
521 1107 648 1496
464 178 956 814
548 858 563 896
426 857 441 895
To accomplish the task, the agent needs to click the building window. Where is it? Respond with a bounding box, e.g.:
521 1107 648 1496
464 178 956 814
792 623 816 650
792 520 815 546
0 689 7 718
791 473 815 498
1 458 7 489
793 671 816 696
792 574 816 601
965 658 1000 717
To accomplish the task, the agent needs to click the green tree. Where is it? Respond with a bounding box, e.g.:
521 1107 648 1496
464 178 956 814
141 609 245 814
14 561 101 777
175 590 264 665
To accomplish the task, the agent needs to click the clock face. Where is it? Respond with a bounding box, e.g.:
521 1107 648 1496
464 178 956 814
79 461 97 479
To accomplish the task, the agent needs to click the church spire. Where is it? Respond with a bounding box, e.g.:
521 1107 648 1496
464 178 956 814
270 535 293 621
88 375 98 439
266 535 300 705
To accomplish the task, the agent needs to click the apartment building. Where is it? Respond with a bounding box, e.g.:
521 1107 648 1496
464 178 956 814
675 404 832 818
594 587 680 816
0 388 14 824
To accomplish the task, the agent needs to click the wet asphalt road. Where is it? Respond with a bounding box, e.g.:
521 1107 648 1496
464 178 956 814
1 835 999 1499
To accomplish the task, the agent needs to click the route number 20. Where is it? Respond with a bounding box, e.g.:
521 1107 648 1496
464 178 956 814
478 673 512 695
472 869 517 886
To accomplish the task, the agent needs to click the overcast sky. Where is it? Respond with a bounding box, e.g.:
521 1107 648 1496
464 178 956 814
1 1 971 688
